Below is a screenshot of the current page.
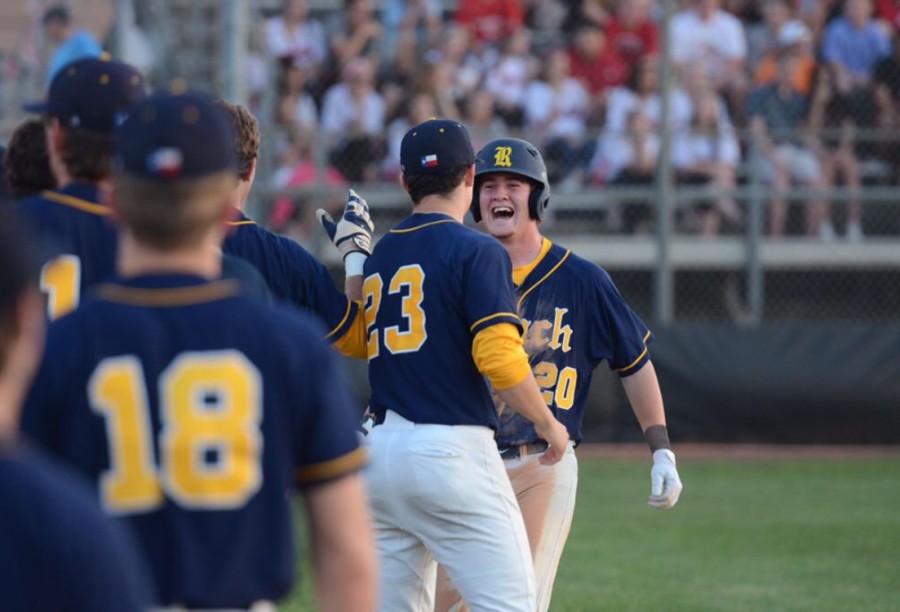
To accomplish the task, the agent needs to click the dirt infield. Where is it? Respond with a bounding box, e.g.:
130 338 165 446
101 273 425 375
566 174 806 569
576 443 900 460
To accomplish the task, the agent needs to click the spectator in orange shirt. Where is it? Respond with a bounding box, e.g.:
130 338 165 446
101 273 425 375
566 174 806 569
754 21 817 95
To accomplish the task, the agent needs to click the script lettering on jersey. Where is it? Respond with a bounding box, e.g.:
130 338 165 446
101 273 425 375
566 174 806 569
520 308 577 410
493 145 513 168
521 307 572 355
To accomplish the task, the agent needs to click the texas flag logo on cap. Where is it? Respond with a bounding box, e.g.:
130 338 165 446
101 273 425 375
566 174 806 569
421 154 438 168
147 147 184 178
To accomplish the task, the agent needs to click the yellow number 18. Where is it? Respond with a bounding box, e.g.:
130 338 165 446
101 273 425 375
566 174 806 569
89 351 263 514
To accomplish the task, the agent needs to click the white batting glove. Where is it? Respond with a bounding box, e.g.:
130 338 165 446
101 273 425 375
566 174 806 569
648 449 682 509
316 189 374 259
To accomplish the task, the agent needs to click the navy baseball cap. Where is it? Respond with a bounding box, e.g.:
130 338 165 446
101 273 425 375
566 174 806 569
400 119 475 175
24 57 146 133
115 89 237 181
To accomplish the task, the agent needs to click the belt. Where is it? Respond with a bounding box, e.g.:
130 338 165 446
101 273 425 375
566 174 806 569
498 440 549 460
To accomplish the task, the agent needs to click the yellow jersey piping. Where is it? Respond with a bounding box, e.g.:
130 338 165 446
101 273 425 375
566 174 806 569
41 190 109 216
96 280 241 307
517 249 571 311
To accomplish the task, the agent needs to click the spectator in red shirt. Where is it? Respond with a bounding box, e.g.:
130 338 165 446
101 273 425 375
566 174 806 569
875 0 900 32
567 23 629 123
605 0 659 65
454 0 524 48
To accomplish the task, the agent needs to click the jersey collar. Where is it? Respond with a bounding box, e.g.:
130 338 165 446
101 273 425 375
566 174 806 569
515 241 571 310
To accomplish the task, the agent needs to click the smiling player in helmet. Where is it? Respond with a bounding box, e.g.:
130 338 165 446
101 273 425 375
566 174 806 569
435 137 684 612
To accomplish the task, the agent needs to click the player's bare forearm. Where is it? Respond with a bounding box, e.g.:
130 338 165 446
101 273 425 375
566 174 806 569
303 473 378 611
621 360 666 431
345 275 363 302
495 376 570 465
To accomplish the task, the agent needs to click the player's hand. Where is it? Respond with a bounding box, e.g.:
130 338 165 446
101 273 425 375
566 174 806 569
537 419 570 466
648 449 683 509
358 407 376 437
316 189 374 260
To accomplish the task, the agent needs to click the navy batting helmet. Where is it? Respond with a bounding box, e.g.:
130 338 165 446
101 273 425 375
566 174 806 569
471 138 551 222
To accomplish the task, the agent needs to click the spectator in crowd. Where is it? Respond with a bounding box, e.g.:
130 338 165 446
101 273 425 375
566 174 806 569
875 0 900 32
746 0 796 67
277 59 319 133
673 88 743 236
269 127 348 247
381 0 442 63
821 0 892 135
454 0 525 54
562 0 615 32
414 59 463 121
382 92 439 179
42 5 102 86
605 0 659 66
462 90 507 152
484 27 537 128
525 0 569 53
747 51 829 238
809 66 865 241
566 23 630 125
753 20 818 96
431 24 487 103
327 0 383 75
670 0 748 123
523 48 594 192
320 56 386 182
3 119 55 202
594 57 693 185
264 0 327 84
608 109 659 235
873 31 900 176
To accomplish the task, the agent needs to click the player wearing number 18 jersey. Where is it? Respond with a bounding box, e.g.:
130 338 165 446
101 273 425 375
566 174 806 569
22 91 376 610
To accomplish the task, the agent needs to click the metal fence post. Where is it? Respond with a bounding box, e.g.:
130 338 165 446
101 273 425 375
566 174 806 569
654 0 675 325
746 131 764 324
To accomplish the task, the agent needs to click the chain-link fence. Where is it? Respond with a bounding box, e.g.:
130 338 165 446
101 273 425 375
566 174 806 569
5 0 900 327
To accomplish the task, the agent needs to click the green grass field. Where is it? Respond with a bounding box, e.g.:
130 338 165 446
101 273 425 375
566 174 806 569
283 456 900 611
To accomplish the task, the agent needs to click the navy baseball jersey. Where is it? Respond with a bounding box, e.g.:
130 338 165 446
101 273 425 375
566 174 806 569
363 213 522 427
497 240 652 447
0 440 153 611
16 183 117 320
223 211 359 341
23 274 366 607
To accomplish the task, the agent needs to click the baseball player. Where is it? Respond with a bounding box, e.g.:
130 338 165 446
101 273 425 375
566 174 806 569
218 99 372 354
22 90 377 610
360 118 569 612
435 138 683 612
0 215 153 611
16 56 147 320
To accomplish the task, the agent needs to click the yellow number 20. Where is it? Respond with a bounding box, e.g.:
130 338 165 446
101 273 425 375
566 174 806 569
533 361 578 410
89 351 263 514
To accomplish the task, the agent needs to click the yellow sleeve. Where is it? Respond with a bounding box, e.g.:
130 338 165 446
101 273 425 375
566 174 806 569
471 322 532 390
330 302 368 359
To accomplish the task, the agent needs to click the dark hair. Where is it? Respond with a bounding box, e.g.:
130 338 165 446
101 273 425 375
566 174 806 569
56 124 115 182
0 214 39 371
404 164 470 204
42 4 70 25
5 119 55 201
